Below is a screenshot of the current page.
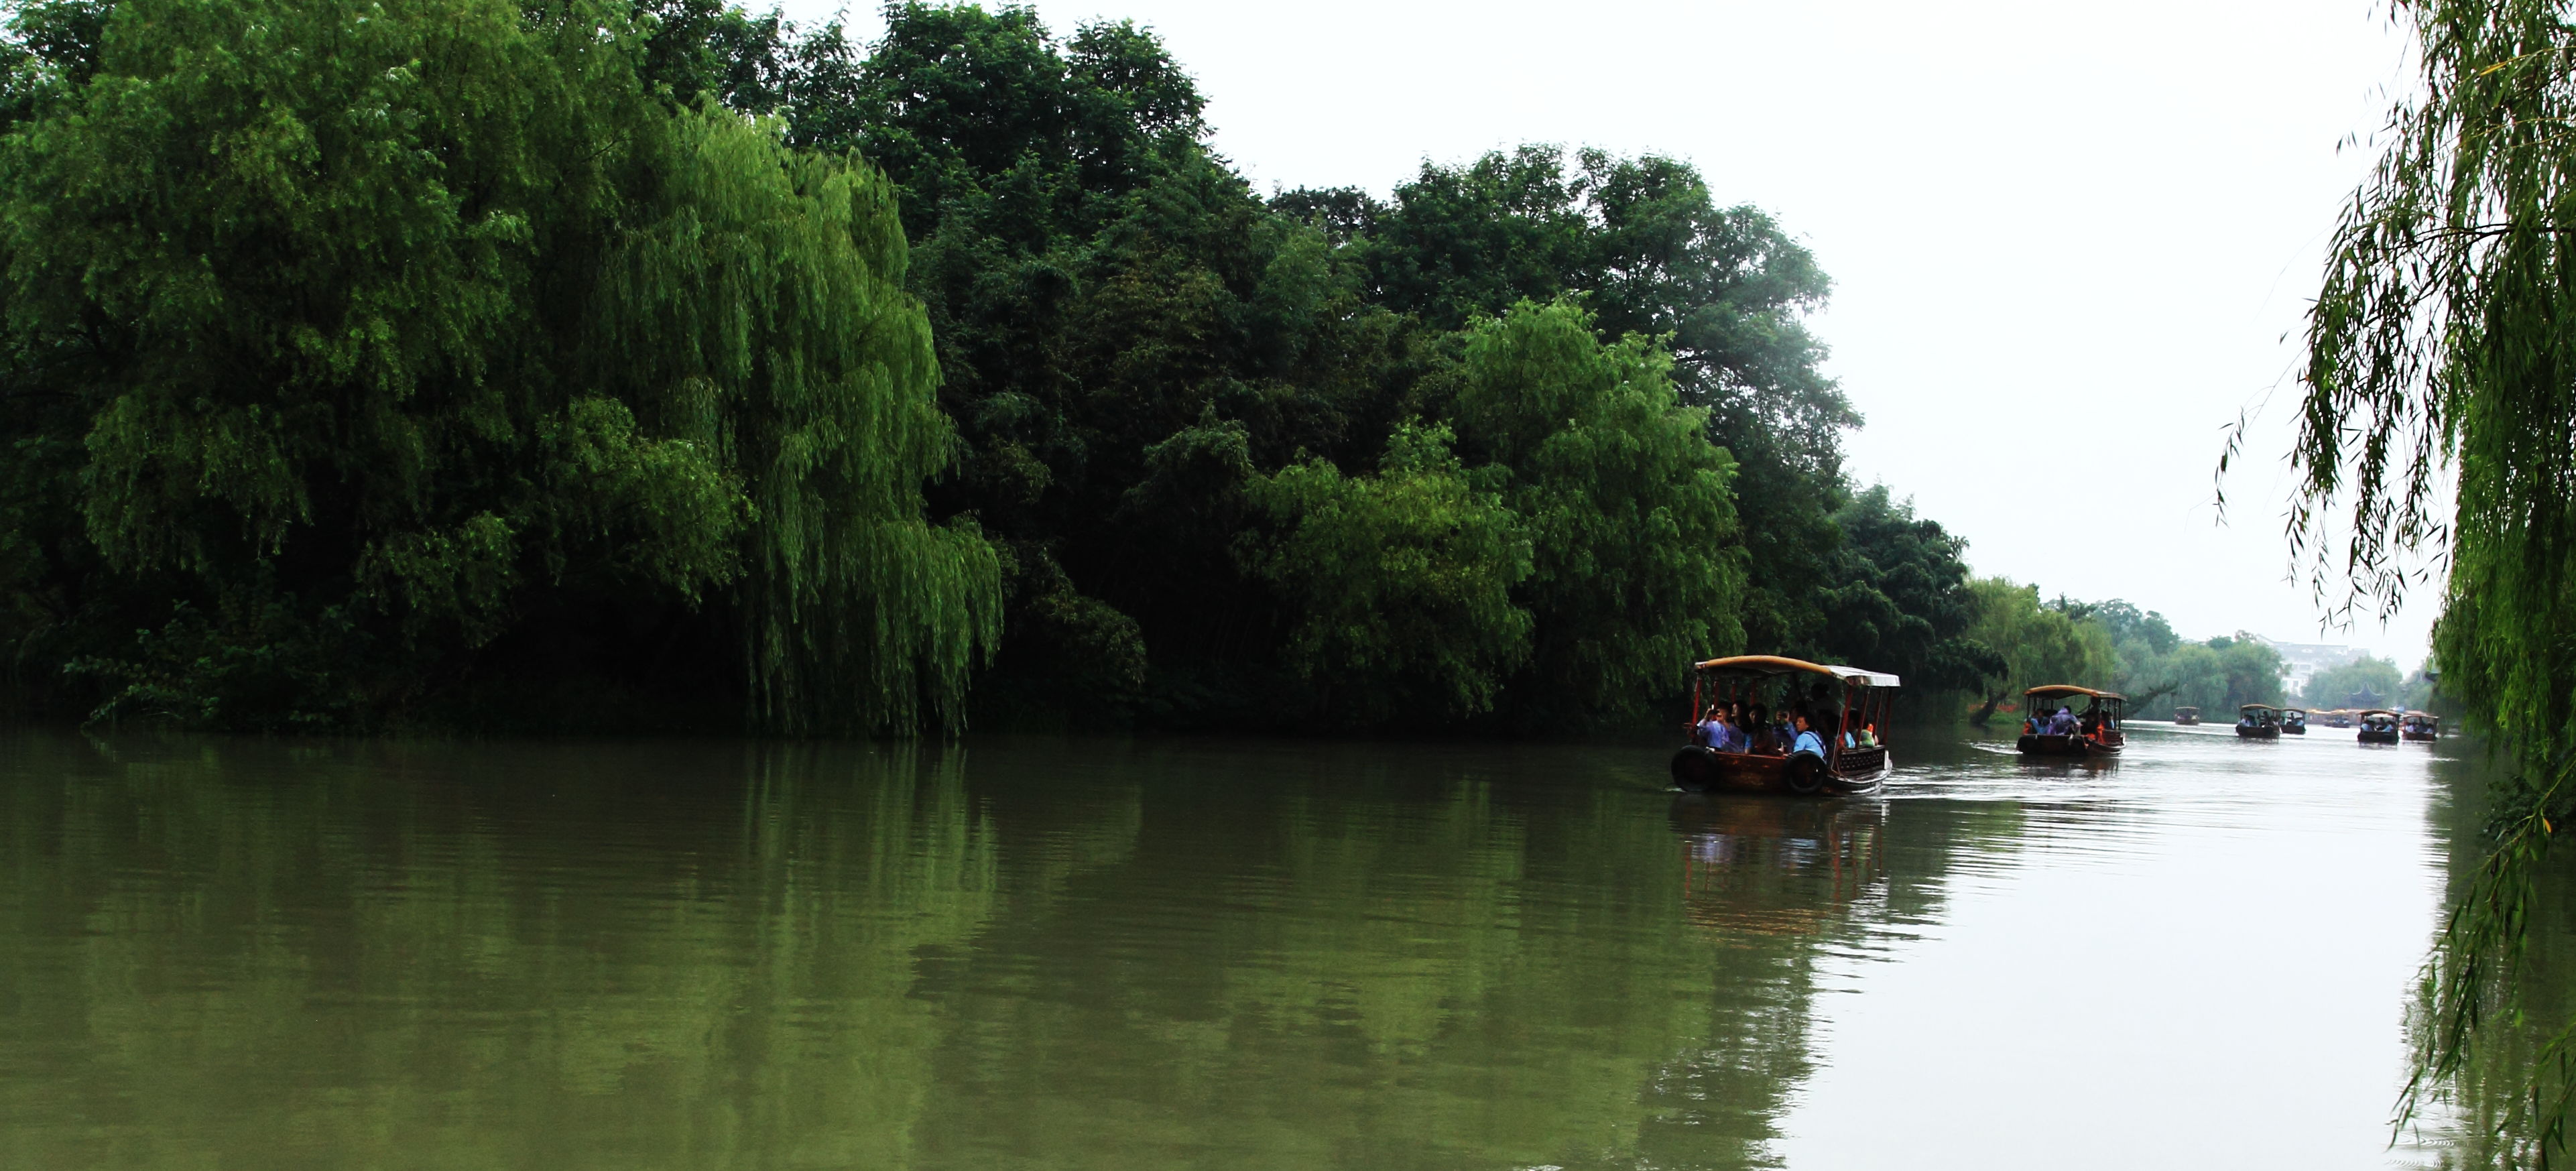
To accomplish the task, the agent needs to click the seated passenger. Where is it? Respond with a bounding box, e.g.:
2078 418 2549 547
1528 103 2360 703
1790 714 1826 760
2048 706 2078 735
1697 706 1726 750
1857 723 1879 748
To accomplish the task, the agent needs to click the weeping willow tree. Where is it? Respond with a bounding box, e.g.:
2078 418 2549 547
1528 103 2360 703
2287 0 2576 1158
0 0 996 732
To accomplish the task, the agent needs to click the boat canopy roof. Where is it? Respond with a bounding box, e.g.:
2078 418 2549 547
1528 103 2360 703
2361 708 2398 718
1692 655 1900 688
2284 707 2308 715
2024 684 2122 700
2241 702 2281 713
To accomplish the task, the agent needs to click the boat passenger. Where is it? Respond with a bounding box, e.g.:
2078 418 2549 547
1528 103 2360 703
1790 714 1826 761
1697 706 1727 750
1708 709 1746 753
1857 724 1879 748
1746 705 1772 753
2048 706 2077 735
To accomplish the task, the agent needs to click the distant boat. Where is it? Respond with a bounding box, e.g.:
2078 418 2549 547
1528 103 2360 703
1670 655 1897 797
2235 704 2284 739
2401 711 2441 743
2357 709 2400 744
2322 709 2354 729
2016 685 2126 757
2173 706 2201 725
2281 708 2309 735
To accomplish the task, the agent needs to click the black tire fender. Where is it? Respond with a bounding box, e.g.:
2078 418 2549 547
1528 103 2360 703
1786 753 1826 794
1670 746 1719 792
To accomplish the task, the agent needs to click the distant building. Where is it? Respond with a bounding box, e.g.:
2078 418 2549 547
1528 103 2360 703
2347 684 2386 711
2259 636 2368 699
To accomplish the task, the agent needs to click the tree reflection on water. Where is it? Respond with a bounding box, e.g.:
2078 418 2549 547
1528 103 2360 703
0 732 2043 1170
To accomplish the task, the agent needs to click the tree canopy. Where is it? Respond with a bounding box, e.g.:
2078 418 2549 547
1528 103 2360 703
0 0 997 732
0 0 2111 735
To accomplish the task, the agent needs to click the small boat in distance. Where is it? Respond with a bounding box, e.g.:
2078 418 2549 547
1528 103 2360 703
2235 704 2284 739
2173 706 2201 725
2402 711 2441 743
2017 685 2126 757
2282 708 2309 735
2357 709 2400 744
2323 709 2354 729
1670 656 1898 797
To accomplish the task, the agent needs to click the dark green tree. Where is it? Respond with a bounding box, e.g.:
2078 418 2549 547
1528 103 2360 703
1812 486 1999 694
1240 419 1532 723
0 0 997 731
1292 145 1853 656
1447 300 1742 724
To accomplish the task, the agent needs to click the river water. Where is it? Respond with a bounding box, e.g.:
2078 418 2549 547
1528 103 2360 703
0 722 2506 1168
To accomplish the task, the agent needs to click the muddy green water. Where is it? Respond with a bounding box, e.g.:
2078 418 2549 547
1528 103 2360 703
0 724 2503 1168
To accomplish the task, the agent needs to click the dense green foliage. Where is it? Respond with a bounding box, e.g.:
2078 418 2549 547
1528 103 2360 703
2275 0 2576 1155
2304 655 2403 711
1956 579 2115 719
0 0 999 733
1945 584 2293 723
1241 419 1530 724
0 0 2042 733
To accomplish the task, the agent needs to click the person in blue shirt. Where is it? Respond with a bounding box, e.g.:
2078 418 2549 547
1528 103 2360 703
1790 713 1826 760
1697 706 1730 751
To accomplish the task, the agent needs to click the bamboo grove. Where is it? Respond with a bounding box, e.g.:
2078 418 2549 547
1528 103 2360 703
0 0 2219 735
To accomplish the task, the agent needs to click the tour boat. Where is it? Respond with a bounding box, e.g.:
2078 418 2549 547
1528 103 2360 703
2235 704 2284 739
2401 711 2441 743
1670 656 1898 797
2016 685 2126 757
2282 708 2309 735
2323 709 2354 729
2172 706 2201 725
2356 709 2400 744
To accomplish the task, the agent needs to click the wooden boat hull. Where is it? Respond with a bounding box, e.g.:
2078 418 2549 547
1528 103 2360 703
2173 716 2200 725
1670 746 1888 797
2358 729 2400 744
2235 725 2280 739
2017 733 2122 756
2401 731 2437 743
2282 725 2307 735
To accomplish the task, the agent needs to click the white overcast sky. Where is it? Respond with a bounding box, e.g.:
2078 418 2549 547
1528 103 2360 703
782 0 2433 668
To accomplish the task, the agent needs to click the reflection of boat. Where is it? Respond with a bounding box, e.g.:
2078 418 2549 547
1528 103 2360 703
2016 685 2125 757
2235 704 2283 739
2281 708 2308 735
2357 709 2399 744
1670 656 1898 797
2173 706 2201 725
2401 711 2441 743
1669 794 1886 935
